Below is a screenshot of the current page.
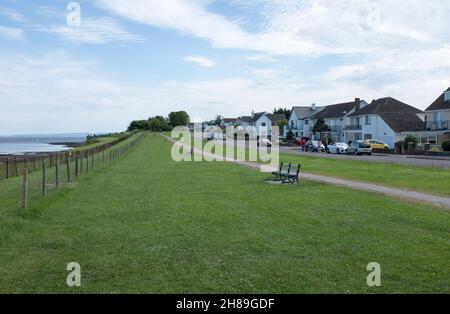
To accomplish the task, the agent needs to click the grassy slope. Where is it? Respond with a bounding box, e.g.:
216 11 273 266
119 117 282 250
0 134 448 293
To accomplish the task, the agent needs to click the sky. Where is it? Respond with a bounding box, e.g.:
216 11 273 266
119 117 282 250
0 0 450 134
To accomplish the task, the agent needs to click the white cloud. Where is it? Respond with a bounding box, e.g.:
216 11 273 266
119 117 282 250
0 25 24 40
36 17 145 44
96 0 450 56
1 50 449 135
245 54 278 63
183 55 217 67
0 6 27 22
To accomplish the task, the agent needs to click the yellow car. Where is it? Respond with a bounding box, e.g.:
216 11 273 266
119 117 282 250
367 139 390 150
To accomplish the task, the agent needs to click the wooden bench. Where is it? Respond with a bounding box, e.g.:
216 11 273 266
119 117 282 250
271 162 301 184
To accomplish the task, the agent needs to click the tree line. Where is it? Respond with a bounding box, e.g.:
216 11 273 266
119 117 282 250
127 111 190 132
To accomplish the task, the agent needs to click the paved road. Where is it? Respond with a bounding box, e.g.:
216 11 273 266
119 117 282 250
205 136 450 168
164 134 450 209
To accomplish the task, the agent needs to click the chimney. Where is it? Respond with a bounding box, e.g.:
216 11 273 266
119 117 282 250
355 98 361 112
311 103 316 110
251 110 255 118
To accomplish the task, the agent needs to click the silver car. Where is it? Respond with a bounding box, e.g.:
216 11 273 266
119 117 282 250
347 141 372 155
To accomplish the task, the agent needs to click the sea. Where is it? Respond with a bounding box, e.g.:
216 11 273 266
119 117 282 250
0 133 88 155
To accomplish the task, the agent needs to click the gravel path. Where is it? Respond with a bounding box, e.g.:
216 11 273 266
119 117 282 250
162 134 450 209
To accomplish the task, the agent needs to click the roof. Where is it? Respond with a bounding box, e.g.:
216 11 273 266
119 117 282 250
223 118 237 123
291 106 324 119
350 97 424 132
237 116 252 122
425 87 450 111
266 114 286 123
249 112 266 123
291 107 313 119
311 101 359 119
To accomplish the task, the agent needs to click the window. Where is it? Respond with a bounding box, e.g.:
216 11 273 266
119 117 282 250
364 134 373 140
365 116 371 125
305 120 309 125
261 122 266 127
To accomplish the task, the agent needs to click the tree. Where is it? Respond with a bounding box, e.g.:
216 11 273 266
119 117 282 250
312 117 330 134
127 120 149 132
312 117 331 144
286 129 295 142
149 116 172 132
215 115 223 126
403 135 418 150
442 140 450 152
276 119 288 136
168 111 190 128
273 107 291 119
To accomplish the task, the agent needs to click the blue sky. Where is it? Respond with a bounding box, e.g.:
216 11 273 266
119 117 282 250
1 0 450 134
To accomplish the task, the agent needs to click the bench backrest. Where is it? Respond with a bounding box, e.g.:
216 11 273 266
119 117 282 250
290 164 301 176
280 163 291 173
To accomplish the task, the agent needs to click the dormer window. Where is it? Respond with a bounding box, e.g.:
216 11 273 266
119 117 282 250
445 91 450 102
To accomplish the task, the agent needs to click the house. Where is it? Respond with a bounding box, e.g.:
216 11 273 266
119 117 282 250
404 87 450 146
287 104 324 138
220 118 237 127
310 99 368 143
235 116 252 128
235 111 285 137
345 97 425 148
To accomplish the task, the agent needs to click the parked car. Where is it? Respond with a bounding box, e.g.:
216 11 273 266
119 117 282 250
306 141 325 152
258 138 272 147
347 141 373 155
367 139 389 150
326 142 349 154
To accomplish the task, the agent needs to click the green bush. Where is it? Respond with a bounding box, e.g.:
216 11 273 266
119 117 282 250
286 129 295 142
442 140 450 152
403 135 418 150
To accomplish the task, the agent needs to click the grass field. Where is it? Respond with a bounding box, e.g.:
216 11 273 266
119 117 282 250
185 136 450 197
0 134 448 293
279 151 450 197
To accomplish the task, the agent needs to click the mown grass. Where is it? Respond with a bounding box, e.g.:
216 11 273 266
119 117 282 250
180 136 450 197
0 134 448 293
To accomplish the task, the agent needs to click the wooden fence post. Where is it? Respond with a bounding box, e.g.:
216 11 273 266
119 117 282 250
91 153 94 170
56 160 60 187
86 155 89 173
66 158 71 183
42 162 47 197
22 164 29 209
14 158 18 177
5 159 9 179
75 156 79 177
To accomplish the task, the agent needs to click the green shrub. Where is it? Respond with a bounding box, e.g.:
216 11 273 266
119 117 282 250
442 140 450 151
403 135 418 150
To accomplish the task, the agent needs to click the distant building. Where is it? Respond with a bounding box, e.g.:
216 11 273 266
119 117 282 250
404 87 450 147
345 97 425 148
287 103 324 139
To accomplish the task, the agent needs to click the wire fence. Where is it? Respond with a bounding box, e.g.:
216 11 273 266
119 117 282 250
0 132 145 211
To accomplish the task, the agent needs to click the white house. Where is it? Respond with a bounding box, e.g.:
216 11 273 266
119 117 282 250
246 111 286 137
287 104 324 139
344 97 425 148
404 87 450 147
309 99 367 143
